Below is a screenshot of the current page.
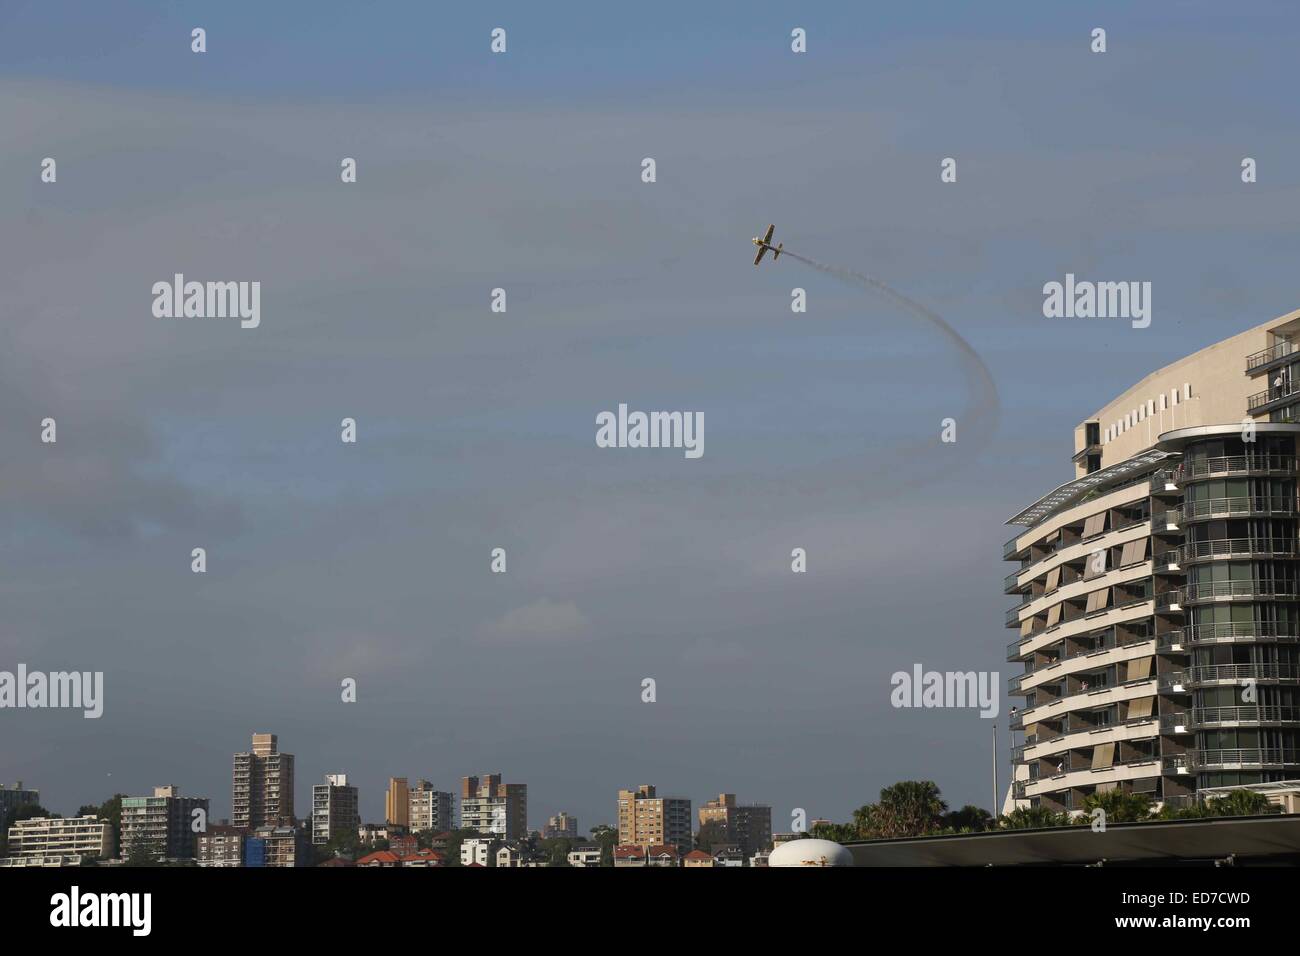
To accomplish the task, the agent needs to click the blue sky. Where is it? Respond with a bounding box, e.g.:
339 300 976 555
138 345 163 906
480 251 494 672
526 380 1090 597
4 1 1300 831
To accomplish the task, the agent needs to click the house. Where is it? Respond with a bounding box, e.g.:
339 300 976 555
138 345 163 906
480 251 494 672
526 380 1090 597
647 844 679 867
613 844 646 867
566 844 602 867
356 850 401 867
683 849 714 868
399 849 444 867
712 844 745 867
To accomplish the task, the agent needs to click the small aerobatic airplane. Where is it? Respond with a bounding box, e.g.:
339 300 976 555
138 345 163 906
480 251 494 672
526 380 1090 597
751 223 783 265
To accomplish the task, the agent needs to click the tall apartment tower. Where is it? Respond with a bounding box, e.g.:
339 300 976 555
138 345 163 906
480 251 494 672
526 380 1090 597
698 793 773 856
232 733 295 830
120 785 210 861
460 774 527 839
1005 309 1300 814
408 780 455 833
617 785 692 850
385 777 410 829
312 774 360 846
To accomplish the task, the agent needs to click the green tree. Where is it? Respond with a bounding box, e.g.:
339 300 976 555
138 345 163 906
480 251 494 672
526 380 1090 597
998 805 1070 829
590 824 618 867
808 821 858 843
1204 789 1275 817
1081 789 1153 823
942 805 994 833
859 781 948 838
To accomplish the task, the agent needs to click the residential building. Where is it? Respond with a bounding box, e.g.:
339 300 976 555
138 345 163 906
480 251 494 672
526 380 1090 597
357 849 401 867
460 836 502 866
2 815 113 863
244 825 309 867
461 774 527 840
232 732 295 830
0 781 39 831
646 844 680 867
408 780 455 833
312 773 360 846
543 811 578 839
566 844 602 867
711 844 745 867
120 785 210 862
357 822 392 844
399 848 445 867
1006 309 1300 814
617 785 691 851
385 777 410 829
197 825 245 867
683 849 714 868
613 844 646 867
698 793 773 858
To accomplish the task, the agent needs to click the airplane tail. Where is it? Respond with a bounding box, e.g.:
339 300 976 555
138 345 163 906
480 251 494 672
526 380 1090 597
773 243 782 261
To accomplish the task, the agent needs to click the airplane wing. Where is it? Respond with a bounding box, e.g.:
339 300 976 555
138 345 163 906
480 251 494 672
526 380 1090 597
753 246 768 265
763 224 775 244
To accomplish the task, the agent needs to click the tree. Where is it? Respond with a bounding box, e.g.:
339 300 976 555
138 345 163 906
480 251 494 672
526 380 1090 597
1081 789 1153 823
1204 789 1275 817
808 821 858 843
440 828 480 868
942 805 994 833
539 836 573 867
590 824 618 867
859 781 948 838
998 805 1070 829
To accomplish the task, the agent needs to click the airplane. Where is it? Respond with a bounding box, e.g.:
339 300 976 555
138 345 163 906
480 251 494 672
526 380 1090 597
752 224 783 265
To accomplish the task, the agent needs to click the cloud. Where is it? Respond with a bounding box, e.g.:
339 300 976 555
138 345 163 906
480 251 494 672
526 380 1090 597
478 598 593 646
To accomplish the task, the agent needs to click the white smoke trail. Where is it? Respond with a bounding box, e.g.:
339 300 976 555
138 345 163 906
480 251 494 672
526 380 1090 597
777 247 1001 447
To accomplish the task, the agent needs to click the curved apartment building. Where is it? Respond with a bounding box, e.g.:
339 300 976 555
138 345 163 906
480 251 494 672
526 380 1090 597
1005 309 1300 813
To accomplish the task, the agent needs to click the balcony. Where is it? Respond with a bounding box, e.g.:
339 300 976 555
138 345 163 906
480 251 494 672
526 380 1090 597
1007 638 1030 661
1004 569 1023 594
1182 748 1300 770
1181 622 1300 645
1149 469 1179 492
1248 380 1300 413
1187 662 1300 684
1185 704 1300 727
1180 496 1297 521
1178 454 1298 480
1245 340 1296 373
1181 579 1300 603
1179 537 1299 563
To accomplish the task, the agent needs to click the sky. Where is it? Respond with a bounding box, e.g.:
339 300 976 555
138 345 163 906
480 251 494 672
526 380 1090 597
4 1 1300 832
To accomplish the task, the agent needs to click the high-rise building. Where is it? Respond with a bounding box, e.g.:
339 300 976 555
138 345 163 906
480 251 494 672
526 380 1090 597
460 774 527 839
697 793 772 857
385 777 410 829
120 785 210 862
1005 309 1300 814
1 815 114 865
408 780 454 833
617 785 691 850
0 781 39 831
232 732 295 830
543 811 578 839
312 774 360 846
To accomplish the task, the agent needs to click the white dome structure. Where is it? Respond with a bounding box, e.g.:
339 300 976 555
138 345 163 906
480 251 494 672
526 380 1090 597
768 838 854 867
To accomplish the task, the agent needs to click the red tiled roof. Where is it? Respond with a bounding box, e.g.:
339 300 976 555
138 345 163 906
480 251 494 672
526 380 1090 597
683 849 712 861
357 850 400 865
613 845 644 859
648 844 678 856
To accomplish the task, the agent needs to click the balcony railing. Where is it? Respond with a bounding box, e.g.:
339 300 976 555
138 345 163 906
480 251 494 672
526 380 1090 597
1182 748 1300 769
1181 496 1297 520
1179 537 1299 562
1162 663 1300 688
1181 580 1300 602
1246 340 1296 372
1179 455 1298 479
1248 380 1300 412
1182 622 1300 644
1189 704 1300 725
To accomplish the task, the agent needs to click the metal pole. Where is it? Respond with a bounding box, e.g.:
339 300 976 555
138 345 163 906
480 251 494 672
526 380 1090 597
992 723 998 818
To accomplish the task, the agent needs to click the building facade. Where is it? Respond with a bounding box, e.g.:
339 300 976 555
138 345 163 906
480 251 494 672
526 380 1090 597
245 825 310 867
460 774 527 840
408 780 454 833
232 732 295 830
543 811 578 839
312 773 360 846
197 825 245 867
120 785 210 862
2 815 114 863
385 777 410 829
697 793 772 858
617 785 692 850
1006 309 1300 813
0 781 40 831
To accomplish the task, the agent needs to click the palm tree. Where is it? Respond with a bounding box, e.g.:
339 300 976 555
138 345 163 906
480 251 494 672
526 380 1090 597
1204 789 1275 817
862 781 948 838
999 805 1069 829
1081 789 1154 823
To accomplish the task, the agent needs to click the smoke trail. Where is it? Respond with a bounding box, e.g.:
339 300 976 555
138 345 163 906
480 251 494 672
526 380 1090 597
777 247 1001 450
